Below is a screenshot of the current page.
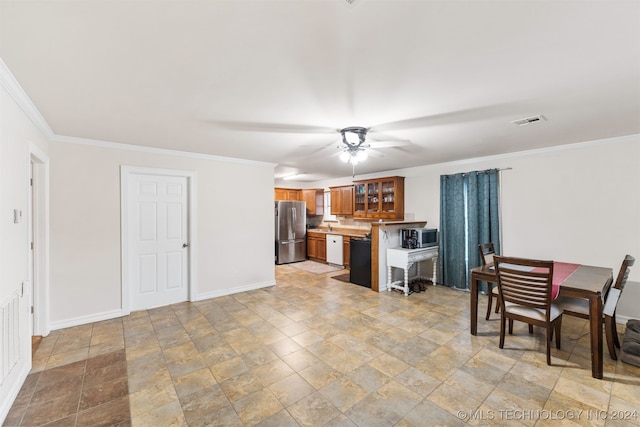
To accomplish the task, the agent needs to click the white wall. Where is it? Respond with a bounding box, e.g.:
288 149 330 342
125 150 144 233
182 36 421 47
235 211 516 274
312 135 640 319
0 82 50 423
48 142 276 328
1 62 277 421
402 136 640 267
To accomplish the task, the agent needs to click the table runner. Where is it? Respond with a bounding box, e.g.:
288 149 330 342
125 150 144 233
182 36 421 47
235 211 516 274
551 262 580 298
532 262 580 298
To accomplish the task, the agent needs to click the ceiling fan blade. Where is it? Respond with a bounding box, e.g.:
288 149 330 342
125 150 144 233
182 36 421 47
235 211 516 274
370 103 517 132
367 139 412 148
365 148 384 158
207 120 339 134
305 143 342 156
328 147 384 160
367 131 409 141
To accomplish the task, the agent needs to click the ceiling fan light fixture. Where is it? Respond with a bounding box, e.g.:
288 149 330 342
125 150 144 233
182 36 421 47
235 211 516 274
356 149 368 162
340 127 367 146
339 151 351 163
337 127 370 173
344 130 360 144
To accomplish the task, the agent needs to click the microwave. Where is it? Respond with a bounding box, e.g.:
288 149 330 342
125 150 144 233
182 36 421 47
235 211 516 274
401 228 438 249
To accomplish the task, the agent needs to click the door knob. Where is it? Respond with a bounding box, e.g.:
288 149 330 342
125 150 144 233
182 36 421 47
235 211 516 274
182 243 189 248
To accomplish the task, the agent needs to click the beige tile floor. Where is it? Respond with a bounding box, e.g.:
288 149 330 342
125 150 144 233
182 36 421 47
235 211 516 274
5 264 640 426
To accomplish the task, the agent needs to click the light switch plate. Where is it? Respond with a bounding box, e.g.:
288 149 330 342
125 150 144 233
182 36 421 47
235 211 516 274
13 209 22 223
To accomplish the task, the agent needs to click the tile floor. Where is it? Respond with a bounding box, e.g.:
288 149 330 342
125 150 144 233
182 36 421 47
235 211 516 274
5 264 640 426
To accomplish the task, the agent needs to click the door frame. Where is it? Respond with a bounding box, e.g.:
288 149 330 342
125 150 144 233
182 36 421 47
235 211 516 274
28 142 50 337
120 166 197 314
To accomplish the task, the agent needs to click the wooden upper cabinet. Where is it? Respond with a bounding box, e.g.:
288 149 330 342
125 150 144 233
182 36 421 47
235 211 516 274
353 176 404 220
274 188 301 201
274 188 286 200
301 189 324 216
329 185 354 216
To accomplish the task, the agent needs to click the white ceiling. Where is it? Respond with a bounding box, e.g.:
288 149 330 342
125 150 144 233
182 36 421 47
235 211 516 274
1 0 639 182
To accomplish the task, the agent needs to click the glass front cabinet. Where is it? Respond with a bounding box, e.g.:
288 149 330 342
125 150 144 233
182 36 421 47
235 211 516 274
353 176 404 220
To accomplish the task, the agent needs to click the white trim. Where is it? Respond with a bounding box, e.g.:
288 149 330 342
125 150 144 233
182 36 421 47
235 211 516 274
48 309 126 331
3 51 637 180
334 133 640 183
2 55 636 180
436 133 640 167
0 362 30 424
1 57 275 168
616 314 635 326
48 278 275 327
28 142 51 337
50 134 276 168
0 58 54 138
120 166 197 314
192 280 276 302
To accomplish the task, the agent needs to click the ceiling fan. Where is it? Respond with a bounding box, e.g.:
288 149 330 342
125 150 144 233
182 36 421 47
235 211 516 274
209 120 412 152
338 126 369 165
207 119 414 176
322 126 413 176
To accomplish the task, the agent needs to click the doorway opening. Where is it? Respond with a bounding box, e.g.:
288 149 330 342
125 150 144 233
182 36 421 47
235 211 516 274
29 143 50 346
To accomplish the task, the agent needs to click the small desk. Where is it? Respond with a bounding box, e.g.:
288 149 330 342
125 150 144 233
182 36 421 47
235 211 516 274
470 263 613 379
387 246 438 296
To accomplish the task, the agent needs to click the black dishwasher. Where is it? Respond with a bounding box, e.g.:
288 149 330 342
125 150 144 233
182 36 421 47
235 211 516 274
350 238 372 288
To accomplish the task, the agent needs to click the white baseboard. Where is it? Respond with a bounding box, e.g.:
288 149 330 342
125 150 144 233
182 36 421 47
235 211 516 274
616 314 637 326
47 280 276 331
48 309 126 331
192 280 276 302
0 361 30 425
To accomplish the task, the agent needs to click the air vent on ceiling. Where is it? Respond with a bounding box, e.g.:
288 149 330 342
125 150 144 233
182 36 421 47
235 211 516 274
511 114 547 126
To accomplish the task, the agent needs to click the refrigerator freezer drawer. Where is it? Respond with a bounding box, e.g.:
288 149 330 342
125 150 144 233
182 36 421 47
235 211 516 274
275 239 306 265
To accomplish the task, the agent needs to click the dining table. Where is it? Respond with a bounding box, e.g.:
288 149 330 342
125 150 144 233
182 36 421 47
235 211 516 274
470 262 613 379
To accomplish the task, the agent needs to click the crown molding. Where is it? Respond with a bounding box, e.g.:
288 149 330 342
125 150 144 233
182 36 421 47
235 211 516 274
322 133 640 185
432 133 640 168
0 57 54 138
50 134 277 168
2 55 636 174
0 56 276 169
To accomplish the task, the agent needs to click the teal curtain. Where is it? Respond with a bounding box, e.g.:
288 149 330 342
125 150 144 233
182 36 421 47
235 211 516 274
439 169 501 290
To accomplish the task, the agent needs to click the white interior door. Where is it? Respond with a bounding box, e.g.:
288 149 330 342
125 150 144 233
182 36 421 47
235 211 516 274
128 173 189 311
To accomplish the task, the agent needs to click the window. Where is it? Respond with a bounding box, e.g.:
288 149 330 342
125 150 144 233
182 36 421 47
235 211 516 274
324 191 336 221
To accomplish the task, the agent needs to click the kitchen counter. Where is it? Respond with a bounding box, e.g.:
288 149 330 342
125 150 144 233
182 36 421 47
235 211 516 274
307 228 369 239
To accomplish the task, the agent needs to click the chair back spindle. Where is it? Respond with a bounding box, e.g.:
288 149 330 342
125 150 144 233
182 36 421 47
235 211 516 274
493 256 560 365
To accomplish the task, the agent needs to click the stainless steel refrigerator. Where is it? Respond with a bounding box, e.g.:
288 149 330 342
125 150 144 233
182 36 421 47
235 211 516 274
275 200 306 264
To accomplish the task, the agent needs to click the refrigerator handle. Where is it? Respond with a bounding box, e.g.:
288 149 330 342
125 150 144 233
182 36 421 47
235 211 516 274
292 207 296 239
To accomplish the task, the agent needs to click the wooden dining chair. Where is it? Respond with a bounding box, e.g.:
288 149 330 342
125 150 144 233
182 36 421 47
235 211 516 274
494 256 562 365
478 243 500 320
555 254 635 360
